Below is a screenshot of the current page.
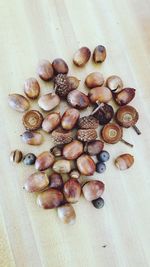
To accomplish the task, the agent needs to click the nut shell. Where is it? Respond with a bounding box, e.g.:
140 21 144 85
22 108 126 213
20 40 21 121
10 150 23 163
115 105 139 128
70 170 80 179
115 154 134 170
85 72 104 89
52 58 69 74
61 108 80 130
42 112 61 133
93 45 106 63
38 93 60 111
23 110 43 130
51 127 73 144
67 76 80 90
106 75 123 93
93 103 114 125
8 94 30 112
49 173 63 190
57 204 76 225
52 159 71 173
37 60 54 81
101 123 123 144
63 140 83 160
35 151 55 171
24 78 40 99
63 178 81 203
89 87 112 104
73 47 91 67
67 90 89 110
78 116 99 129
77 154 96 176
24 172 49 192
82 180 105 201
86 140 104 156
37 189 64 209
21 131 43 145
77 129 97 142
114 88 136 106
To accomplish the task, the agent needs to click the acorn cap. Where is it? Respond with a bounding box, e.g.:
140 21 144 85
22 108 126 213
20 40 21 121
115 105 139 128
78 116 99 129
77 129 97 142
22 110 43 131
51 127 73 144
54 74 71 98
101 123 123 144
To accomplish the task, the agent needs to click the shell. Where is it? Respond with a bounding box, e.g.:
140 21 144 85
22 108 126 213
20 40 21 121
24 172 49 192
38 93 60 111
35 151 55 171
115 154 134 170
57 204 76 225
63 140 83 160
8 94 30 112
37 189 64 209
77 154 96 176
114 88 136 106
82 180 105 201
106 75 123 93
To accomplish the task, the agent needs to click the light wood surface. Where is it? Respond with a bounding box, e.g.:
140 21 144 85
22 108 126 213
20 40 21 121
0 0 150 266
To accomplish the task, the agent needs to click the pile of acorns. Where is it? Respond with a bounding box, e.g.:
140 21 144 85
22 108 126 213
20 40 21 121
8 45 139 225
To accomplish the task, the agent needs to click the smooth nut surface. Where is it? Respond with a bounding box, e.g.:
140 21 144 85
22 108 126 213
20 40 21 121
61 108 80 130
73 47 91 67
57 204 76 225
10 150 23 163
115 154 134 170
8 94 30 112
24 172 49 192
77 154 96 176
21 131 43 145
67 90 89 109
67 76 80 90
63 140 83 160
37 60 54 81
63 178 81 203
89 87 112 104
37 189 64 209
42 112 61 133
52 159 71 173
85 72 104 89
24 78 40 99
106 75 123 93
52 58 69 74
93 45 106 63
23 110 43 131
38 93 60 111
86 140 104 155
49 173 63 190
82 180 105 201
35 151 55 171
114 88 136 106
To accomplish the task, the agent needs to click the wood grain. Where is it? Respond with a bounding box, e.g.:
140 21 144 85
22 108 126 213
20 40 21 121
0 0 150 266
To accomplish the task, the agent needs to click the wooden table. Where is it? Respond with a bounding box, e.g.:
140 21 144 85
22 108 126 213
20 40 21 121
0 0 150 266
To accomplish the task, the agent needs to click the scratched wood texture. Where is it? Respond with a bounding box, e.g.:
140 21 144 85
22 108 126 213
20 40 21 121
0 0 150 266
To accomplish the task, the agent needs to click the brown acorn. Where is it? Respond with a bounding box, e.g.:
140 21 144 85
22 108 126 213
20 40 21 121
49 173 64 190
78 116 99 129
24 172 49 193
42 112 61 133
77 154 96 176
8 94 30 112
73 47 91 67
63 178 81 203
77 129 97 142
67 76 80 90
23 110 43 131
38 93 60 111
86 140 104 155
57 204 76 225
51 127 73 144
61 108 80 130
37 189 64 209
21 131 43 145
115 154 134 170
93 45 106 63
82 180 105 201
115 105 141 135
106 75 123 93
85 72 104 89
114 88 136 106
63 140 83 160
24 78 40 99
67 90 90 110
70 170 80 179
52 160 71 174
37 60 54 81
88 86 112 104
35 151 55 171
92 103 114 124
50 145 63 157
52 58 69 74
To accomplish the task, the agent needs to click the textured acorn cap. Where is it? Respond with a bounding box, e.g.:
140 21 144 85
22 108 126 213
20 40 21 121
77 129 97 142
78 116 99 129
54 74 72 97
51 127 73 144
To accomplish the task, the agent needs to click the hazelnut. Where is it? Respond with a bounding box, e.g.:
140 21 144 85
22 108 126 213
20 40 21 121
42 112 61 133
22 110 43 131
115 154 134 170
106 75 123 93
38 93 60 111
73 47 91 67
63 140 83 160
67 90 90 110
57 204 76 225
49 173 63 190
85 72 104 89
52 58 69 74
24 172 49 192
52 159 71 173
77 154 96 176
93 45 106 63
63 178 81 203
88 87 112 104
37 188 64 209
82 180 105 201
113 88 136 106
61 108 80 130
35 151 55 171
10 150 23 163
24 78 40 99
21 131 43 145
8 94 30 112
37 59 54 81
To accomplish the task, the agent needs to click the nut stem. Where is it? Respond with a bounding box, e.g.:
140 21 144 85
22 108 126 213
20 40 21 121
121 138 133 148
91 102 104 115
132 125 141 135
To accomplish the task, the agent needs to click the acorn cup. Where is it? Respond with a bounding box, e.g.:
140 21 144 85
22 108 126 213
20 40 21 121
115 105 141 135
101 123 133 147
73 47 91 67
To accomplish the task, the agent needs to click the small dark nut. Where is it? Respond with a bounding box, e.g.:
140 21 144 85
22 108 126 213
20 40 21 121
35 151 55 171
93 45 106 63
37 188 64 209
63 178 81 203
8 94 30 112
61 108 80 130
85 72 104 89
37 60 54 81
67 90 90 110
77 154 96 176
106 75 123 93
49 173 63 190
63 140 83 160
70 170 80 179
24 78 40 99
42 112 61 133
82 180 105 201
21 131 43 145
23 153 36 165
86 140 104 156
23 110 43 131
10 150 23 163
73 47 91 67
92 197 104 209
113 88 136 106
38 93 60 111
50 145 63 157
52 58 69 74
24 172 49 192
57 204 76 225
93 103 114 125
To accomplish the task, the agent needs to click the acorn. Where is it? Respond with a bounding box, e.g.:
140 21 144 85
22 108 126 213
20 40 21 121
37 189 64 209
77 154 96 176
63 178 81 203
49 173 64 190
61 108 80 130
50 145 63 157
63 140 83 160
52 58 69 74
93 45 106 63
21 131 43 145
101 123 133 147
42 112 61 133
57 204 76 225
73 47 91 67
54 74 79 98
51 127 73 144
85 72 104 89
67 90 90 110
115 105 141 135
77 129 97 142
106 75 123 93
86 140 104 156
23 110 43 131
38 93 60 111
92 103 114 124
35 151 55 171
113 88 136 106
88 86 112 104
67 76 80 90
23 172 49 193
37 59 54 81
24 78 40 99
115 154 134 170
82 180 105 201
10 150 23 163
8 94 30 112
78 116 99 129
52 159 71 174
